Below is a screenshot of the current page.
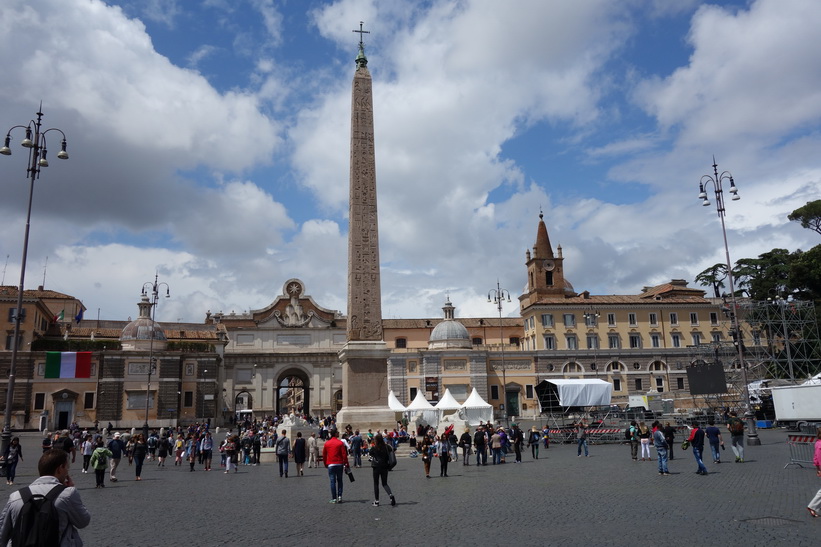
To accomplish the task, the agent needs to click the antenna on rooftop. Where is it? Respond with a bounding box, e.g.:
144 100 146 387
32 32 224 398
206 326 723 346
1 254 8 285
42 256 48 287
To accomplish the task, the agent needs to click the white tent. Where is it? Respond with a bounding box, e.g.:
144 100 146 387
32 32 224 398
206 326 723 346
405 390 438 427
536 379 612 411
387 390 406 411
461 388 493 426
435 388 462 410
435 388 463 422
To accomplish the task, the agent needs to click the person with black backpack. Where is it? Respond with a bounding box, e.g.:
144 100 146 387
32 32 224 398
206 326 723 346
0 448 90 546
369 433 396 507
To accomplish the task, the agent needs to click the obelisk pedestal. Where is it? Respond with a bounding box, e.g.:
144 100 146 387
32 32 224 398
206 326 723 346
336 342 396 430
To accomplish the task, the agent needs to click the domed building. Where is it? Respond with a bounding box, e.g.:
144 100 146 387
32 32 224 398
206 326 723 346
120 295 168 351
428 300 472 350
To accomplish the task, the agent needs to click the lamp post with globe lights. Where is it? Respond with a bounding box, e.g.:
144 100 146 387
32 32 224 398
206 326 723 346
698 158 760 445
488 280 512 426
141 273 170 440
0 107 69 456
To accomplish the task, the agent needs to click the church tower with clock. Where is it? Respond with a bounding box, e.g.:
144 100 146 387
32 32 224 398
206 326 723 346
519 211 577 310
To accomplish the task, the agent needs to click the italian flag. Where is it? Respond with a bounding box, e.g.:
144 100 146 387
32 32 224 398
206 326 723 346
44 352 92 379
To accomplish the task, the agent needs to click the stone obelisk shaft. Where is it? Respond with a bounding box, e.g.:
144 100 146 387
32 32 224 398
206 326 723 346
347 57 383 342
337 31 393 429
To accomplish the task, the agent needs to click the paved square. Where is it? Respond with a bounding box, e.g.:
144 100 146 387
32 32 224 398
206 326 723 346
2 427 819 546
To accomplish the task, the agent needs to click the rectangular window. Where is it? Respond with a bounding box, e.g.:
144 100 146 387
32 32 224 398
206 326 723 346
649 313 658 326
655 377 664 392
690 312 698 326
409 387 418 400
563 314 576 327
541 314 554 328
490 385 499 400
635 378 643 391
692 333 701 346
607 313 616 326
395 338 407 348
472 337 482 345
669 312 678 326
671 334 681 348
83 392 94 410
183 391 194 407
34 393 45 410
613 379 621 392
710 312 719 325
525 384 534 399
586 335 598 350
628 313 637 326
584 314 598 327
7 308 25 322
712 332 722 343
608 334 620 349
629 334 642 349
530 317 535 330
566 335 577 350
510 337 520 346
126 391 155 410
543 335 555 350
677 378 685 390
651 334 660 348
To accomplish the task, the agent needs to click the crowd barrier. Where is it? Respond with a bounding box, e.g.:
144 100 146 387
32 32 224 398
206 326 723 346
547 425 691 445
785 434 816 469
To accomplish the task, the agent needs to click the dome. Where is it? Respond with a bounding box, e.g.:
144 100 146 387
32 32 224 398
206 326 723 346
428 299 472 350
120 295 167 351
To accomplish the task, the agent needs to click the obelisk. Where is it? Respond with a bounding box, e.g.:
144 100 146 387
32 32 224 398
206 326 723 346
336 23 394 429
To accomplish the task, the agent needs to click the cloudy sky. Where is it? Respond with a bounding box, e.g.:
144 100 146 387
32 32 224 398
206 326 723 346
1 0 819 323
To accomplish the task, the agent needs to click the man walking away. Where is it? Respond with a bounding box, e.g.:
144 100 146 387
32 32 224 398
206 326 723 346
0 448 91 546
727 411 745 463
323 429 349 503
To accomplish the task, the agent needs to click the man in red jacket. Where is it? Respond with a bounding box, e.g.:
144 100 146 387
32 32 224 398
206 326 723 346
323 429 349 503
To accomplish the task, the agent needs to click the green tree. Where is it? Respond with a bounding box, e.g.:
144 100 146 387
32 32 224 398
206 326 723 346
788 200 821 236
695 263 728 298
789 244 821 301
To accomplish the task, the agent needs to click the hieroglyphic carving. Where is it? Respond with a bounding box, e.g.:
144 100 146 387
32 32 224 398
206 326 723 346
347 62 383 342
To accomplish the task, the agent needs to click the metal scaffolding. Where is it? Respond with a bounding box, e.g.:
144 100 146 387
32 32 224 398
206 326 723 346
743 299 821 382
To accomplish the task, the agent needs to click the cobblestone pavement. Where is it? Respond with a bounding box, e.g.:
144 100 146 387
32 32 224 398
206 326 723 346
2 427 819 546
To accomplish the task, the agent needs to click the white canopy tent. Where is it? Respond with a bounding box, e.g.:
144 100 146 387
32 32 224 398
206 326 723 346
460 388 493 426
535 379 612 412
435 388 463 421
405 390 438 427
387 390 406 411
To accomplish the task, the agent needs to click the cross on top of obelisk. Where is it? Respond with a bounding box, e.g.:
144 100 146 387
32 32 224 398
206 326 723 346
353 21 370 67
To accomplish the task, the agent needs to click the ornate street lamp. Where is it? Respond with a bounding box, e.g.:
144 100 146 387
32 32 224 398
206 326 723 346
698 158 760 445
0 107 69 455
488 280 512 426
141 273 170 439
583 307 600 376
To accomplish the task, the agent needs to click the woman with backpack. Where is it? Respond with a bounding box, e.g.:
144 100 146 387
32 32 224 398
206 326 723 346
89 438 113 488
2 437 23 485
419 436 433 479
370 434 396 507
528 426 542 459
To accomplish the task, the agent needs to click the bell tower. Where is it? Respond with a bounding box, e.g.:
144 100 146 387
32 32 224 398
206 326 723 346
520 212 574 309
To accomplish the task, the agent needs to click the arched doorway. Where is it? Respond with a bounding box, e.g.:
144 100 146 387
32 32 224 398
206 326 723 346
276 368 310 416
